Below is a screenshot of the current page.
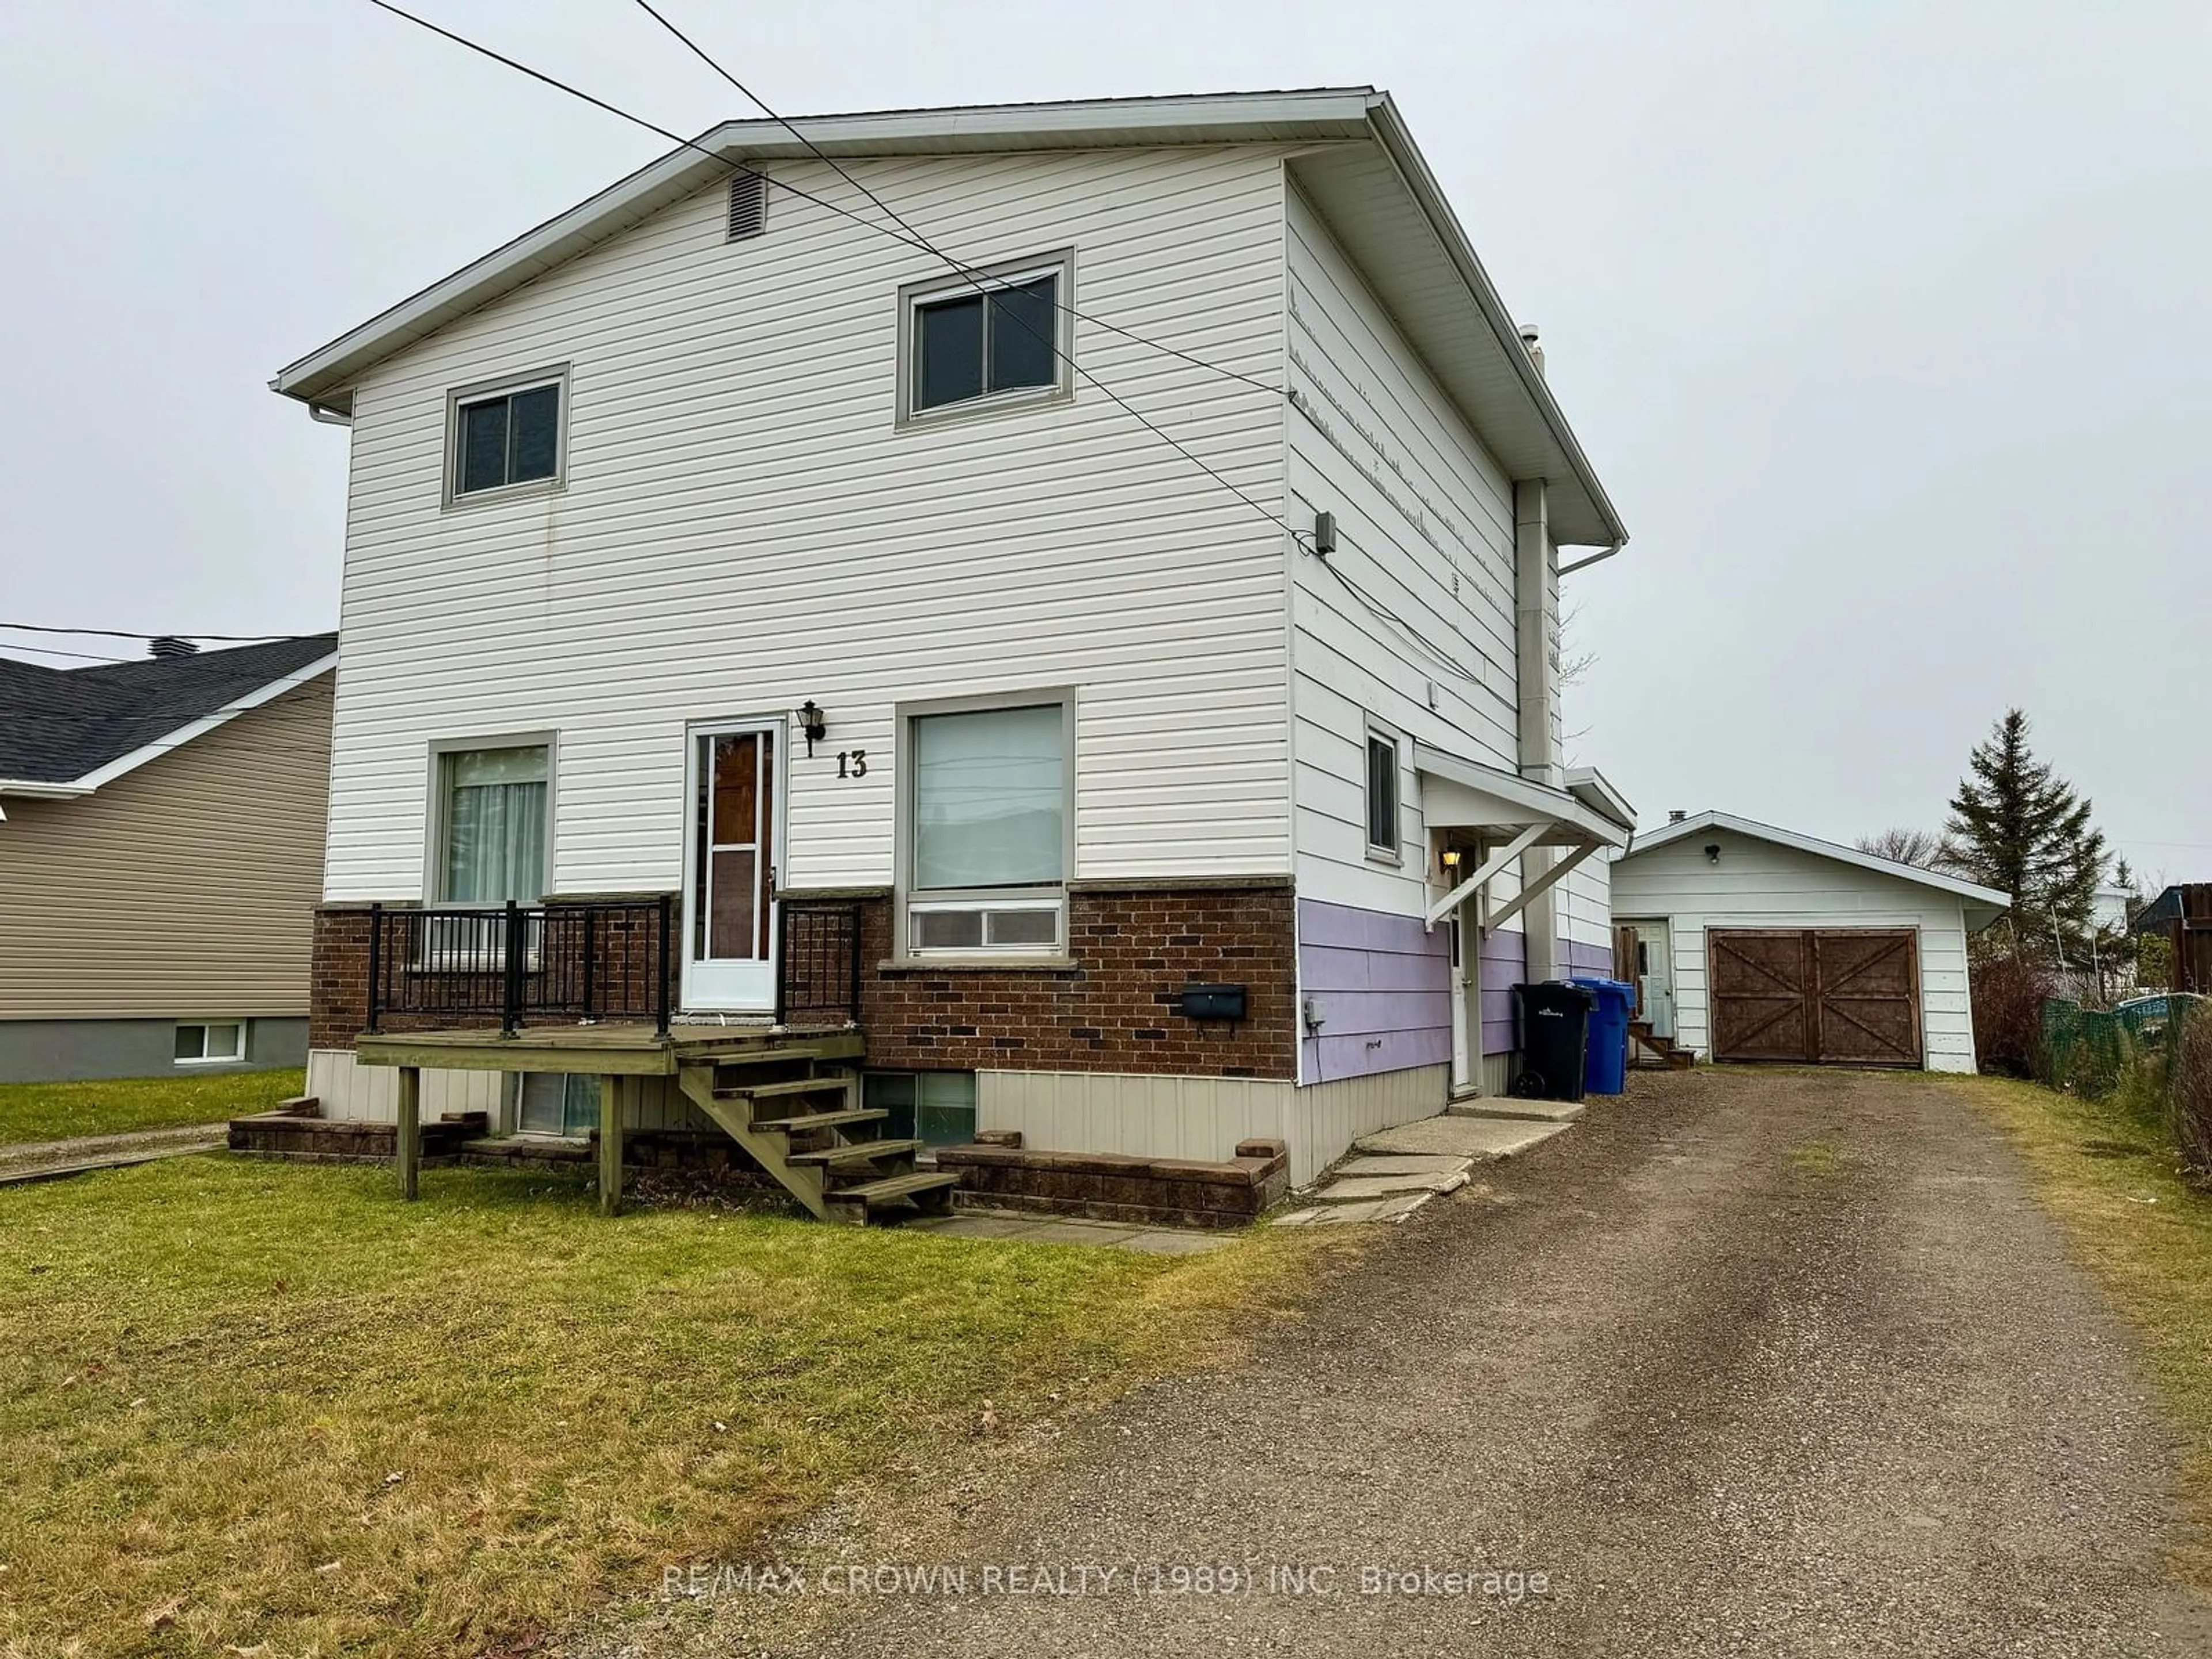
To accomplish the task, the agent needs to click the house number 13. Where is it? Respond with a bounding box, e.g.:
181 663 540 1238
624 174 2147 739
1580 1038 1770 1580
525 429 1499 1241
835 749 868 779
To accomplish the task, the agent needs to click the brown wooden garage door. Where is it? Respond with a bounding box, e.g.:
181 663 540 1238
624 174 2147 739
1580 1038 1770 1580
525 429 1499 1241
1707 928 1922 1066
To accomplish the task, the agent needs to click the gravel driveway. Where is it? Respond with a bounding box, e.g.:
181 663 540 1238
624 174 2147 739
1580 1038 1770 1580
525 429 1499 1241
582 1068 2212 1657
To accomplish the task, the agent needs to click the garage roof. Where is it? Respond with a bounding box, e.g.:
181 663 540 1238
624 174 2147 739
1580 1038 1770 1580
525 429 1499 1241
1620 811 2012 915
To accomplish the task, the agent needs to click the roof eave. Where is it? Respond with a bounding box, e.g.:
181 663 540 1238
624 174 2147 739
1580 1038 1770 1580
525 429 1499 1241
1359 95 1627 550
1620 810 2013 909
272 89 1382 408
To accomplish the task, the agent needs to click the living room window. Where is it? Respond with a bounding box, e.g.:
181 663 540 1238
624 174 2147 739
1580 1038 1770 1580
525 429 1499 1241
898 252 1073 423
902 696 1071 956
435 743 551 903
448 370 567 502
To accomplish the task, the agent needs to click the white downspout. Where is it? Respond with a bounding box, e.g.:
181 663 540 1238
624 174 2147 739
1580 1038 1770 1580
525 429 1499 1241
1514 478 1562 984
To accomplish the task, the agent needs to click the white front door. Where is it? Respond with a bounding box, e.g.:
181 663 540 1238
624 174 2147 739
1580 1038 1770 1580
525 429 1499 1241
1627 920 1676 1040
681 722 781 1011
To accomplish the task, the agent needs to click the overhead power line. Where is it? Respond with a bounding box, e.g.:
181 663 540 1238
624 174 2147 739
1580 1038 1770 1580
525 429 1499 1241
360 0 1298 543
0 623 300 643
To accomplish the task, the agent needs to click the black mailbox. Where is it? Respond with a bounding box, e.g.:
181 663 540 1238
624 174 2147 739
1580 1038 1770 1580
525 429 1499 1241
1177 984 1248 1022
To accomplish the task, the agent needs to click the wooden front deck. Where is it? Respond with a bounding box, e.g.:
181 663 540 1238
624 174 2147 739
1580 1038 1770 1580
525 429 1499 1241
354 1022 864 1077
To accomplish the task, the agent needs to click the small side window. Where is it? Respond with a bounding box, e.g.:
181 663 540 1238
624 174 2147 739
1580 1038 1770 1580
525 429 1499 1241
899 253 1073 424
1365 730 1400 858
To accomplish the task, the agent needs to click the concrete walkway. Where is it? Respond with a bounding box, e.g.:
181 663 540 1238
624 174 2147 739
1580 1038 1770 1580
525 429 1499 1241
1274 1105 1574 1226
584 1067 2212 1658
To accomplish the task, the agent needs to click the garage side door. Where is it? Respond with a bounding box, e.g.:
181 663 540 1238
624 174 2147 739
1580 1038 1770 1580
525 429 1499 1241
1708 927 1922 1066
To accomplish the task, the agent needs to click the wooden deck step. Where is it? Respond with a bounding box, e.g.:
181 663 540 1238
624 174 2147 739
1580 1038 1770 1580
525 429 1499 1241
826 1170 960 1208
789 1138 923 1167
716 1077 849 1101
752 1107 887 1134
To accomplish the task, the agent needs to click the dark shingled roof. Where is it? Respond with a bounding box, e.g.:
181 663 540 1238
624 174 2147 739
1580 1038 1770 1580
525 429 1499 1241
0 634 337 786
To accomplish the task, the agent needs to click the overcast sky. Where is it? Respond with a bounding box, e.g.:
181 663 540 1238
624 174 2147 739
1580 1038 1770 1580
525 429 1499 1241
1 2 2204 878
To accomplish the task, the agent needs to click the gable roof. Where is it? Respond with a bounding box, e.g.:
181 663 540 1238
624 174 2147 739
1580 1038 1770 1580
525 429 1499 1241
0 634 338 795
1617 810 2013 911
271 88 1627 548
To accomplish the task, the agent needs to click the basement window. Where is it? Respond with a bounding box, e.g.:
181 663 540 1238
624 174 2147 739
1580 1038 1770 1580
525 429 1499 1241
864 1071 978 1147
175 1021 245 1065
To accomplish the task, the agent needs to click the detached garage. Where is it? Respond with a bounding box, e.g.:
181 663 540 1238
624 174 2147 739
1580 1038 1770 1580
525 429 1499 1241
1609 811 2009 1074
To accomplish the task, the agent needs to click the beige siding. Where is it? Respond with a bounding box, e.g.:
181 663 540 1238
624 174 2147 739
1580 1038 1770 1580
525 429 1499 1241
0 677 332 1019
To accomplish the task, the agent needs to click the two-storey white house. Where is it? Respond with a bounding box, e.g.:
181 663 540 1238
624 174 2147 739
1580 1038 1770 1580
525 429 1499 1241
273 89 1633 1214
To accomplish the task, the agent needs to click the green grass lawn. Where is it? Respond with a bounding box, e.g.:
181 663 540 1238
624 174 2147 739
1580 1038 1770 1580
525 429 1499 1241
0 1156 1321 1657
0 1069 305 1146
1963 1073 2212 1584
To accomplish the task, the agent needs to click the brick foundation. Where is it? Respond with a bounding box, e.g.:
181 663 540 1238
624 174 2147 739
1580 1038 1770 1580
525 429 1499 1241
851 881 1298 1080
312 881 1300 1081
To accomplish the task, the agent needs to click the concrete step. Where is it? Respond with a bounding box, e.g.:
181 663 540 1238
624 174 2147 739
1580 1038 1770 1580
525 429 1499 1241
1447 1096 1585 1124
1356 1115 1571 1161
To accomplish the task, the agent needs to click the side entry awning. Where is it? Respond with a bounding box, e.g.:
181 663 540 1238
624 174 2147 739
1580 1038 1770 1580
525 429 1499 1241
1415 745 1635 930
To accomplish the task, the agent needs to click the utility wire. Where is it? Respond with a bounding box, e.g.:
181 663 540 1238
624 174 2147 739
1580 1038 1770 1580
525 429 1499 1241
623 0 1282 398
360 0 1298 543
0 643 144 665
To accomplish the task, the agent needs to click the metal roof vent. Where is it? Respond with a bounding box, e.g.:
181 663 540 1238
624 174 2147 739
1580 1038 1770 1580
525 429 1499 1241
148 636 199 659
726 171 767 241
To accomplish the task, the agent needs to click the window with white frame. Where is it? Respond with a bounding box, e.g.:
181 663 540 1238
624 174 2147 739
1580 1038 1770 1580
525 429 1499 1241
1365 729 1401 858
437 744 550 903
175 1021 245 1065
900 253 1071 421
904 699 1069 954
449 373 565 499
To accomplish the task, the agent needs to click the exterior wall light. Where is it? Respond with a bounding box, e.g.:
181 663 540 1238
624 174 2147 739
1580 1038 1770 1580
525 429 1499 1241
796 699 827 755
1704 842 1721 864
1440 846 1463 876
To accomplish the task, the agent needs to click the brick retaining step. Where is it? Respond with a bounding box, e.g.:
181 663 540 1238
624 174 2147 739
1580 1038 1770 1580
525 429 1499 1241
931 1135 1289 1229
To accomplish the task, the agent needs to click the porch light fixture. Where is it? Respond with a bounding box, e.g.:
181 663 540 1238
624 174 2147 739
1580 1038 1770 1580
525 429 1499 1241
796 699 826 756
1440 846 1463 875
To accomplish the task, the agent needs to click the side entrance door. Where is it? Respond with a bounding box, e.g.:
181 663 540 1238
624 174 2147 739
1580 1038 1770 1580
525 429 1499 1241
681 722 780 1012
1618 919 1676 1040
1708 927 1921 1066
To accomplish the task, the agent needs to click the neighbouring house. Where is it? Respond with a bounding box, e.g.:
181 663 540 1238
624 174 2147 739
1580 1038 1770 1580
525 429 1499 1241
2132 884 2212 992
0 635 338 1083
1610 811 2010 1074
267 89 1635 1218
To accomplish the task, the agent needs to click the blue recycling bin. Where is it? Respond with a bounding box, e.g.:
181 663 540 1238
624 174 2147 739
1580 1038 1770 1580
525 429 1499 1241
1570 976 1635 1096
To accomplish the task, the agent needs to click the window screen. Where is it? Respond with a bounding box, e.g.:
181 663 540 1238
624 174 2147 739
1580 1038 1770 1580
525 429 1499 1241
456 382 561 495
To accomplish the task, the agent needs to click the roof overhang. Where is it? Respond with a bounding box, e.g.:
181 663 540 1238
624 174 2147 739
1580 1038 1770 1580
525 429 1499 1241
1417 743 1635 849
268 90 1625 544
0 652 336 803
1616 809 2014 929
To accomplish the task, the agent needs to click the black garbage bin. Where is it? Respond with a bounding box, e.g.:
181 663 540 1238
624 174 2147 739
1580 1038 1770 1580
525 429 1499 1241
1512 980 1595 1101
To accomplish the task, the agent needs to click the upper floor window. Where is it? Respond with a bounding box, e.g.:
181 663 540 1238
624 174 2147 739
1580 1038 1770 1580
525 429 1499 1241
903 697 1071 954
898 253 1073 424
1365 728 1401 860
448 371 566 502
437 743 550 903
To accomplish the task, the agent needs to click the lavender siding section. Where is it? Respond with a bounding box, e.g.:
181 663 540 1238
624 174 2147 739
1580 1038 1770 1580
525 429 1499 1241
1298 899 1451 1081
1564 938 1618 978
1478 927 1526 1056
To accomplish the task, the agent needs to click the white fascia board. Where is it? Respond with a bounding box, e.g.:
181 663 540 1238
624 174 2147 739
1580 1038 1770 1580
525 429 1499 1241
1415 743 1633 850
1361 96 1629 551
1564 766 1637 832
17 653 339 800
0 779 90 800
272 89 1378 408
1620 809 2013 909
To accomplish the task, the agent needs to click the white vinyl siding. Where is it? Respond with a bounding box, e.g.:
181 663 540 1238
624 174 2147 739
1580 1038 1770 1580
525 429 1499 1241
323 145 1293 902
1283 187 1527 919
1609 831 1980 1073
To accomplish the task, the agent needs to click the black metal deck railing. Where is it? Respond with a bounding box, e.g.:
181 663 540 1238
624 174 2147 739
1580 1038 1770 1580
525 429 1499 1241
775 898 866 1027
366 897 673 1037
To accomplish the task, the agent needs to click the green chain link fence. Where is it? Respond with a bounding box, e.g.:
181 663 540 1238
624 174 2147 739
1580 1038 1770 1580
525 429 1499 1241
2041 991 2212 1171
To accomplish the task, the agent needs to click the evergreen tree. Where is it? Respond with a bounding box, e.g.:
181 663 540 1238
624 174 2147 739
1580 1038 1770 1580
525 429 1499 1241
1944 709 2108 960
